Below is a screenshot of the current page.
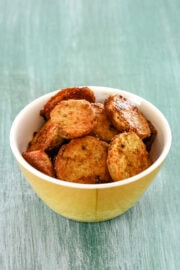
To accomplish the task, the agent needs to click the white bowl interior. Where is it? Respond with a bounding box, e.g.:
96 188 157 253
10 86 172 189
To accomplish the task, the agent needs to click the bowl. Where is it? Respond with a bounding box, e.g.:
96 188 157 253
10 86 172 222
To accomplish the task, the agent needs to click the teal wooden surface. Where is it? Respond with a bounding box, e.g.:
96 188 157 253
0 0 179 269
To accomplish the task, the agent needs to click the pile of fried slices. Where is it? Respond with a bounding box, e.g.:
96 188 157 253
22 87 157 184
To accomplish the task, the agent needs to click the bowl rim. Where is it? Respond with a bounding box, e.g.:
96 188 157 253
10 86 172 190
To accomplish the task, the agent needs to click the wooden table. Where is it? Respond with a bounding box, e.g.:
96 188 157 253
1 1 179 269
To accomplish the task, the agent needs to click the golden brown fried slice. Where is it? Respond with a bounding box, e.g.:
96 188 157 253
107 132 151 181
91 103 119 142
50 99 95 139
40 86 96 120
22 150 55 177
104 94 151 139
27 120 64 152
55 136 111 184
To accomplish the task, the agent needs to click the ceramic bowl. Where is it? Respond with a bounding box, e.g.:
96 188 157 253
10 86 172 222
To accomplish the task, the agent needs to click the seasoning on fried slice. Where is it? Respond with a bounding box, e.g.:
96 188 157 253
107 132 151 181
40 86 96 120
91 103 119 142
55 136 111 184
22 150 55 177
50 99 95 139
104 94 151 139
27 120 64 152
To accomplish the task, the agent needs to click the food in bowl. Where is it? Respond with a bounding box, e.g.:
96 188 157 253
22 86 157 184
10 86 171 222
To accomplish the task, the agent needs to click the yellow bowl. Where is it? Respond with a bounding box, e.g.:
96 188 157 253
10 86 172 222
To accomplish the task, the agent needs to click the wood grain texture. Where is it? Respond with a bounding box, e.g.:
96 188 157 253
0 0 179 269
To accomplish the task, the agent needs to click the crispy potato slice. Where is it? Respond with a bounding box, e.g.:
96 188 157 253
107 132 151 181
40 86 96 120
143 120 157 152
22 150 55 177
27 120 64 152
50 99 95 139
91 103 119 142
55 136 111 184
104 94 151 139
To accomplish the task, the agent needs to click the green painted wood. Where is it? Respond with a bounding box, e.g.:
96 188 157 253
0 0 179 269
